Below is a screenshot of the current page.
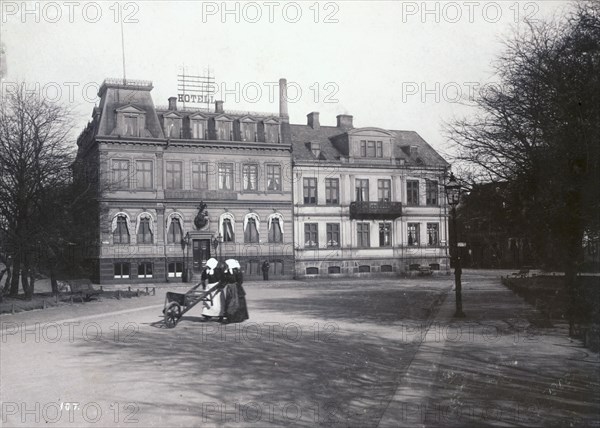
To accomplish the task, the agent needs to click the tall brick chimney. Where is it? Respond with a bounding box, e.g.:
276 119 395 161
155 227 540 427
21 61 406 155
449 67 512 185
336 114 353 130
168 97 177 111
215 100 224 113
307 112 320 130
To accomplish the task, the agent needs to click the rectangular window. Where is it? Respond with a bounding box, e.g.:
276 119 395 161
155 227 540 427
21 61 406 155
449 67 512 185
138 262 153 279
217 121 232 140
325 178 339 205
326 223 340 248
267 165 281 191
427 223 439 246
355 179 369 202
360 140 383 157
192 162 208 190
167 218 182 244
426 179 439 206
218 163 233 190
304 223 318 248
165 161 182 190
124 115 138 136
112 160 130 189
165 118 178 138
265 124 279 143
407 180 419 205
113 216 130 244
242 164 259 191
135 160 153 189
378 179 391 202
379 223 392 247
191 120 205 139
222 219 235 242
241 123 256 141
303 177 317 204
357 223 370 247
168 262 183 278
114 262 130 279
408 223 420 246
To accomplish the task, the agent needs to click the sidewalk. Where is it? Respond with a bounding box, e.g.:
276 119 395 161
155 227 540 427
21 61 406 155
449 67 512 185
378 273 600 427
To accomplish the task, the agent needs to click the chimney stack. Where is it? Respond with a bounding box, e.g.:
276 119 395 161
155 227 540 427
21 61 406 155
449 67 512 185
307 112 320 130
279 78 289 120
168 96 177 111
215 100 224 113
336 114 353 130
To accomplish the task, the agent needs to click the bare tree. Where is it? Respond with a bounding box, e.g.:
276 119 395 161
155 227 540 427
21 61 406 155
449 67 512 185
446 2 600 333
0 84 74 298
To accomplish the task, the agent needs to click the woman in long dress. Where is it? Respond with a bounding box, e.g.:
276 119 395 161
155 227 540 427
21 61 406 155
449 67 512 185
201 258 226 321
222 259 249 323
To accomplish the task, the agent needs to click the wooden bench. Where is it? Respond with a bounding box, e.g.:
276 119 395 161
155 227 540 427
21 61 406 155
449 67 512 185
68 279 102 302
511 269 530 278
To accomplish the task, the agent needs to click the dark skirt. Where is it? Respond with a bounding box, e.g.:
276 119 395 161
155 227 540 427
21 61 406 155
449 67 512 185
224 282 249 323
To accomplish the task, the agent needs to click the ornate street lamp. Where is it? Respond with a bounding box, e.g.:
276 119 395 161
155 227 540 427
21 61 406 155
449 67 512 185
445 172 466 318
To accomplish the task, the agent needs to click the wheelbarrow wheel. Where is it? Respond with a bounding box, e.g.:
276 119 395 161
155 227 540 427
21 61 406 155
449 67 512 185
164 302 181 328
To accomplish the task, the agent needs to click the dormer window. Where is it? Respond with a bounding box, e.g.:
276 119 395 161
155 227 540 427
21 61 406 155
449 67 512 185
360 140 383 158
115 105 146 138
311 142 321 158
191 119 206 139
163 112 182 138
215 116 233 141
262 118 280 143
238 118 257 142
124 115 139 136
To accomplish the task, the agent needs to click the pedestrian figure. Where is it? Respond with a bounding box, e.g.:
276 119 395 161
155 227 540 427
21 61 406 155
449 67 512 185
223 259 249 324
201 258 226 321
262 260 270 281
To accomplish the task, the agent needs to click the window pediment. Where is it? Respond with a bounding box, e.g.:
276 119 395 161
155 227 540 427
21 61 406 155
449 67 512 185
347 127 394 138
214 114 234 122
162 111 183 119
115 104 146 114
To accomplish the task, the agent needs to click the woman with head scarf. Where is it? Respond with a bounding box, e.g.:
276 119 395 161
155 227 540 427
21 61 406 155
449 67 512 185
222 259 249 323
201 258 226 321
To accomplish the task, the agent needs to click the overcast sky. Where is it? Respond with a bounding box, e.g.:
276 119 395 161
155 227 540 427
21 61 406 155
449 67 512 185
1 0 571 158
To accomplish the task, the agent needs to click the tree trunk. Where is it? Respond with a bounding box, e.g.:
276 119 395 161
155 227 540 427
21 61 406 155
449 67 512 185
10 256 20 297
50 267 59 296
21 264 31 300
28 267 36 300
0 268 5 303
2 267 11 295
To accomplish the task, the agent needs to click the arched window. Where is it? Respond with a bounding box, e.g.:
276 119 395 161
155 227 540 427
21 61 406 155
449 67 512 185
112 213 131 244
268 213 284 243
244 213 260 243
220 213 235 242
167 215 184 244
137 213 154 244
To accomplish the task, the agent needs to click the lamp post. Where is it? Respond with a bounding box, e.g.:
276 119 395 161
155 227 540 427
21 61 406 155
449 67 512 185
211 233 222 261
181 232 190 282
445 172 466 318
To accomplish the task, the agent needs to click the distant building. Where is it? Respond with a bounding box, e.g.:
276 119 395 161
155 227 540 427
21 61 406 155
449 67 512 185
291 112 450 277
75 77 451 283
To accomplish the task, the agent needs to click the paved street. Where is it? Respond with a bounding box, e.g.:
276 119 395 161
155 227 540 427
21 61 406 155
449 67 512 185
1 272 598 427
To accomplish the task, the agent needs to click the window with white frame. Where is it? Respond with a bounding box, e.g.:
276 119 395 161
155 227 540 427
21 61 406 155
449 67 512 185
138 262 153 279
379 222 391 247
244 216 259 243
135 160 153 189
114 262 130 279
378 179 391 202
168 262 183 278
218 163 233 190
192 162 208 190
268 217 283 243
191 119 206 139
113 215 130 244
124 115 139 136
326 223 340 247
304 223 318 248
426 179 439 206
408 223 420 246
137 215 153 244
242 164 259 191
267 165 281 191
407 180 420 205
112 160 130 189
355 179 369 202
427 223 439 246
165 161 182 190
357 222 370 247
167 217 183 244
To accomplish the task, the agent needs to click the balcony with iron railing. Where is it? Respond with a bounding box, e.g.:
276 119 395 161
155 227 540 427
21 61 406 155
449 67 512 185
349 201 403 220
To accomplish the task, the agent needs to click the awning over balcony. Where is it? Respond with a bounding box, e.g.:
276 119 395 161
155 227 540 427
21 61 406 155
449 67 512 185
349 201 402 220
